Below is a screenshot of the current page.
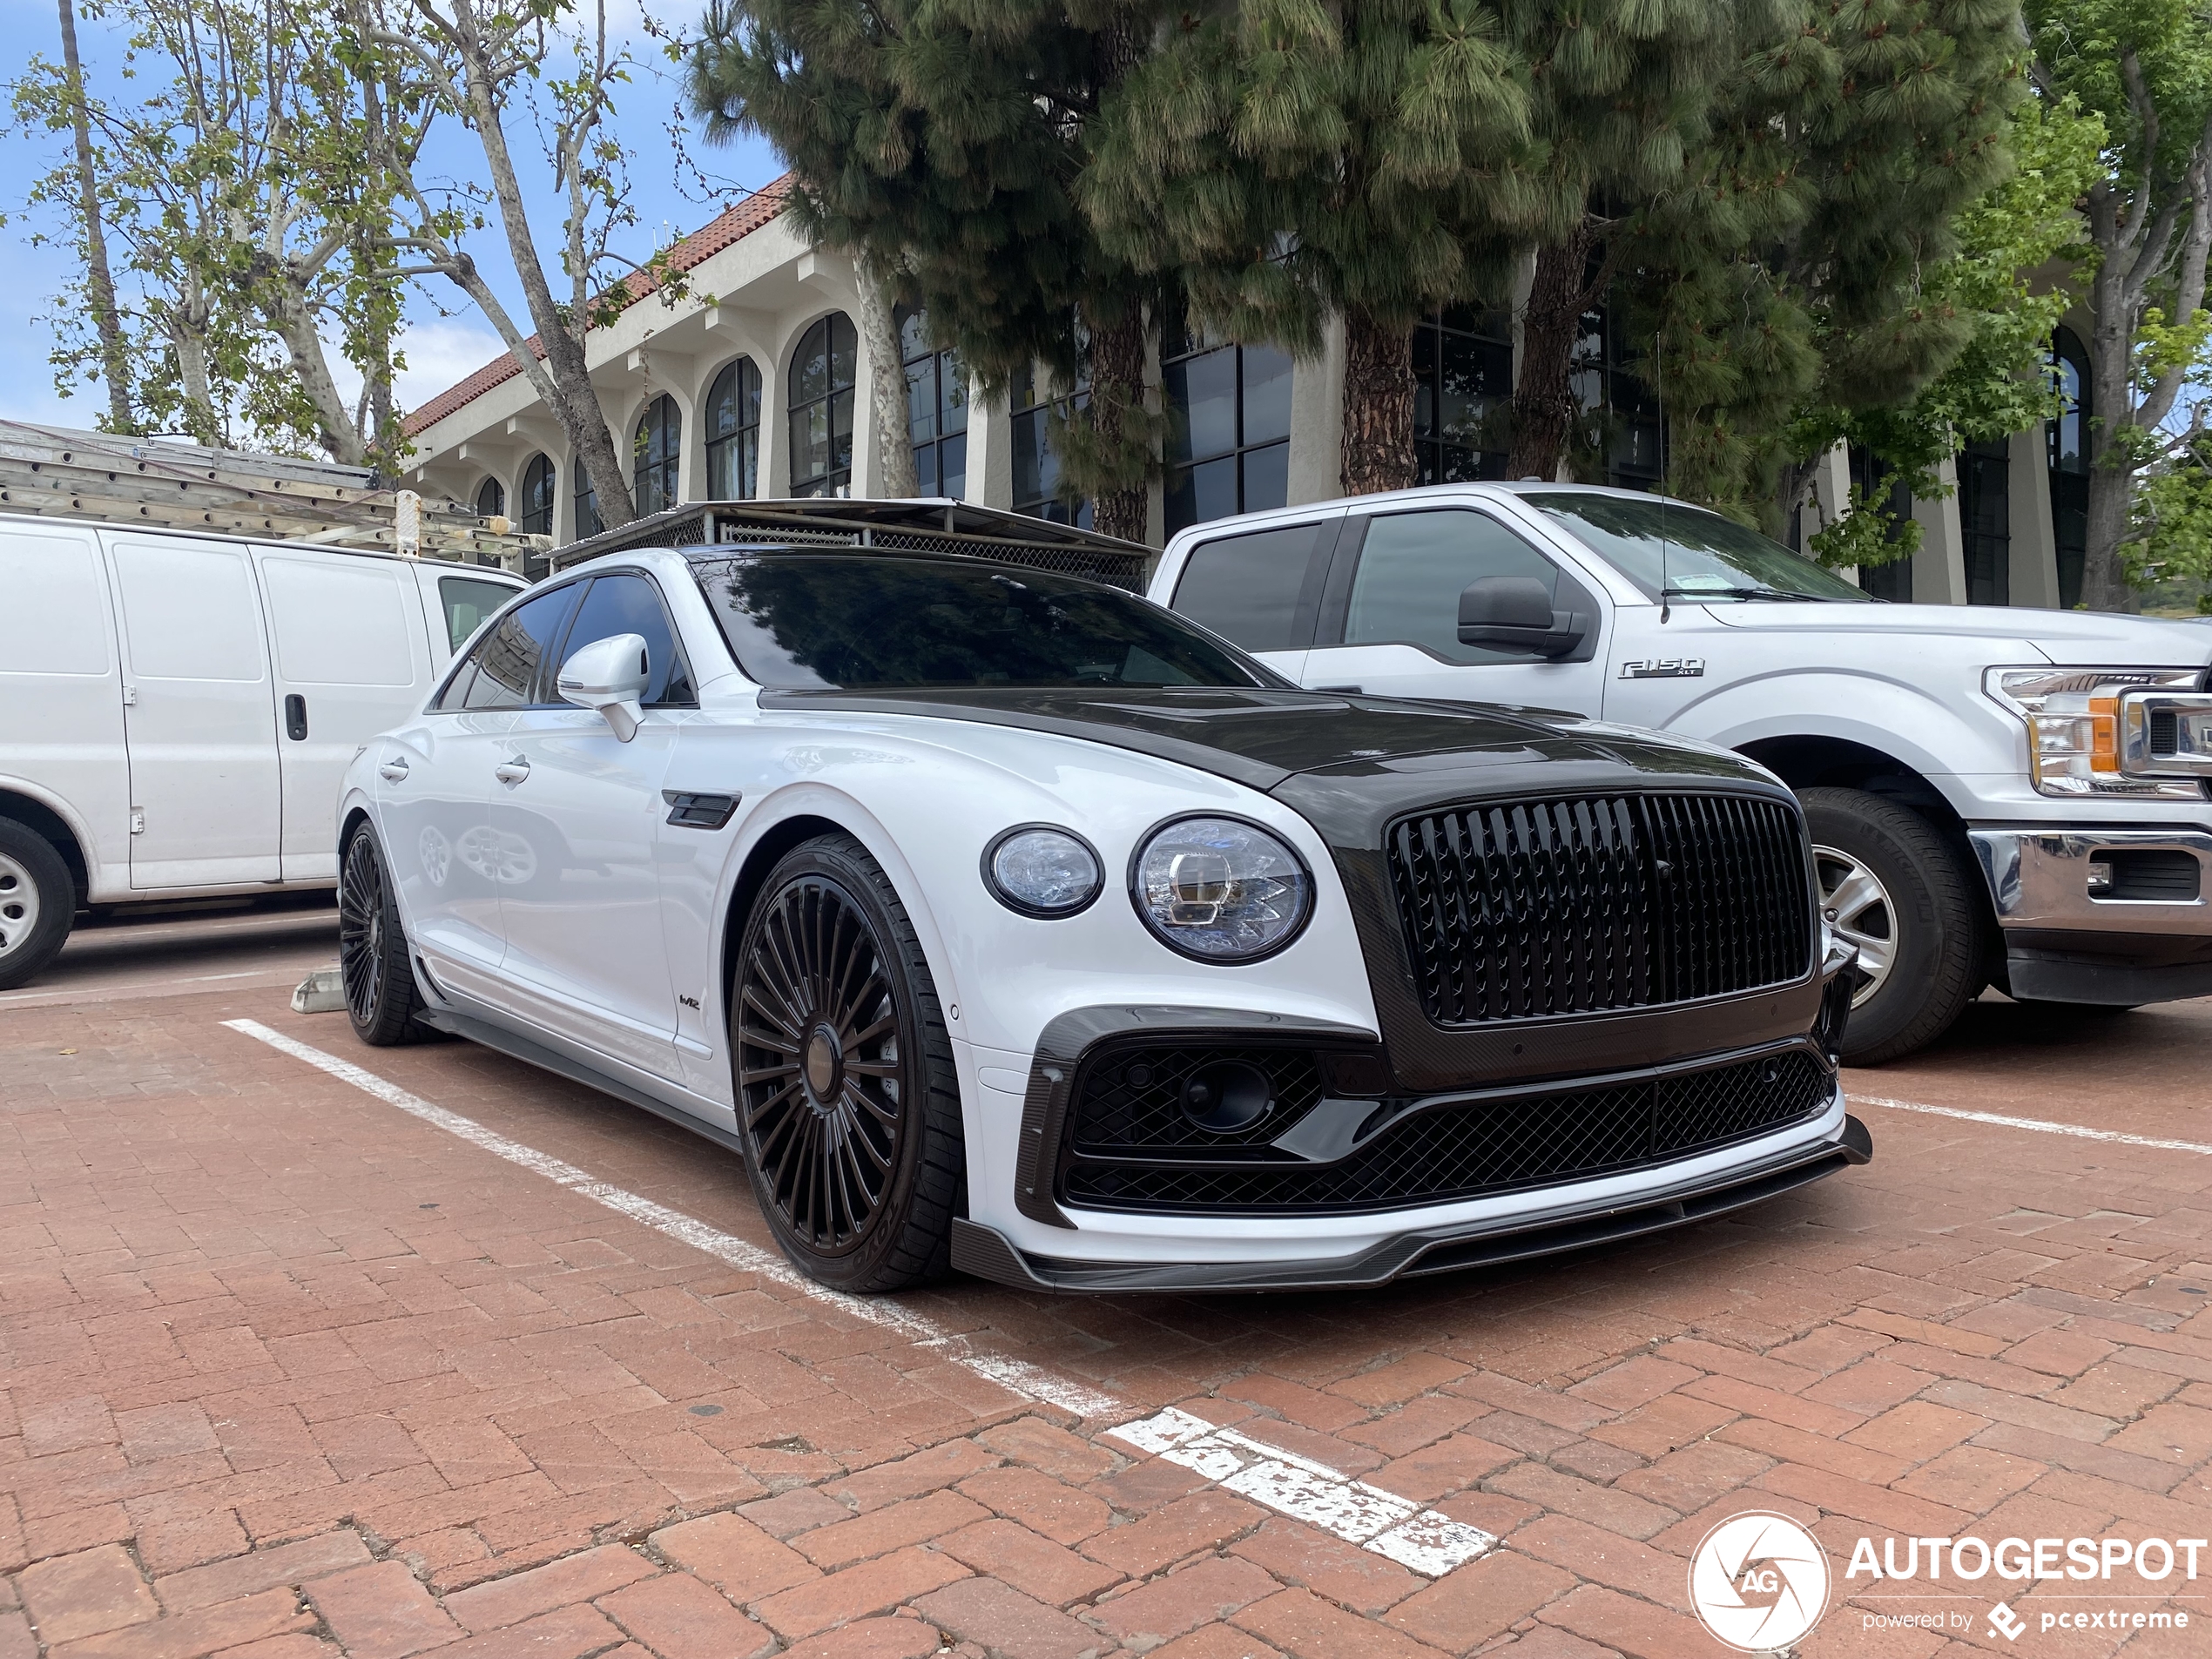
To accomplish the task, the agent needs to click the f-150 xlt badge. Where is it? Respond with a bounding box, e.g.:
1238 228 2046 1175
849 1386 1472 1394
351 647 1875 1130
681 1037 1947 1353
1620 658 1706 679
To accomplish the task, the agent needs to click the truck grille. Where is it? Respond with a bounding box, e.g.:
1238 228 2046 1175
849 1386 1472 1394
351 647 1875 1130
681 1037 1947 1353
1386 792 1813 1026
1061 1048 1831 1214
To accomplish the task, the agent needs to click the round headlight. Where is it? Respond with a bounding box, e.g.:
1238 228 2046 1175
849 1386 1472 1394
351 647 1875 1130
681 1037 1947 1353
983 826 1103 917
1131 815 1312 961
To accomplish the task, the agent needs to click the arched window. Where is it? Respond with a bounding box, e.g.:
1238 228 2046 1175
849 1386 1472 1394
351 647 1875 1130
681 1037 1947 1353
574 455 602 539
705 358 761 500
475 476 506 518
788 313 857 497
517 455 555 534
2048 326 2092 610
900 307 968 497
633 394 680 515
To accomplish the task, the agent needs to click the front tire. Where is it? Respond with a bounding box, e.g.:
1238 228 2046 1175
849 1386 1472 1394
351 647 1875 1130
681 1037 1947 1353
732 833 963 1291
339 825 435 1046
0 821 75 992
1801 786 1982 1065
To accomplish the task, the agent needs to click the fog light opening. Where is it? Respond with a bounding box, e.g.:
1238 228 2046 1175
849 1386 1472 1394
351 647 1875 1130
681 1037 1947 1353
1181 1060 1274 1134
2086 857 2114 895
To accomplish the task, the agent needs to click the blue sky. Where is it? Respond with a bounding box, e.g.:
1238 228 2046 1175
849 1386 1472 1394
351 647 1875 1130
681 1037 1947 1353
0 0 785 437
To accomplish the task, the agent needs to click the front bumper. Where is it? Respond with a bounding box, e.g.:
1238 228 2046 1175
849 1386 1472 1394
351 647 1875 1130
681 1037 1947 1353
955 1103 1871 1293
1969 827 2212 1004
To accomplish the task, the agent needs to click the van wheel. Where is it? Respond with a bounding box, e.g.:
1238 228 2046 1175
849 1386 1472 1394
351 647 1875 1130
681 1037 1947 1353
1801 787 1981 1065
0 822 74 992
339 826 434 1045
731 833 964 1291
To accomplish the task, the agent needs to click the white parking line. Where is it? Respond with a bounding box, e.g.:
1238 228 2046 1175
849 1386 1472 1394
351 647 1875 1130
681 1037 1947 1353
1851 1093 2212 1157
219 1016 1499 1575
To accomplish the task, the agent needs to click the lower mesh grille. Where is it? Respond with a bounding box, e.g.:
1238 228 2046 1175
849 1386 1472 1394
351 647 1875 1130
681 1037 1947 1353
1061 1049 1831 1215
1069 1047 1325 1153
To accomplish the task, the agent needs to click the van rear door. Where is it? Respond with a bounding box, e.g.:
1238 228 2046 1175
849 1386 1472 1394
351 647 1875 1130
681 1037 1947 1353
105 535 283 888
255 548 435 881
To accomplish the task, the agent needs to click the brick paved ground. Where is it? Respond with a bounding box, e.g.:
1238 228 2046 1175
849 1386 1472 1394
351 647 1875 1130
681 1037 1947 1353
3 967 2209 1659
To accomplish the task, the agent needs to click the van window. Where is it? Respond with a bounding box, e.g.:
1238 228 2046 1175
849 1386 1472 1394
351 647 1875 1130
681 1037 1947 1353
1342 509 1570 664
262 558 414 686
440 575 523 652
0 533 109 675
1170 521 1332 651
448 583 582 710
111 540 266 681
555 574 697 706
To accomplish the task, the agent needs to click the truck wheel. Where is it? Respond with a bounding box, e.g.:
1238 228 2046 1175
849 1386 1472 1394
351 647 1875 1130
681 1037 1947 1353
338 825 435 1046
731 833 964 1292
0 821 75 992
1800 787 1982 1065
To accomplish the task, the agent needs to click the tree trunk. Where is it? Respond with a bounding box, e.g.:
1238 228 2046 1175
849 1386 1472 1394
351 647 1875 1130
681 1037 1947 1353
260 275 368 466
1340 304 1416 496
57 0 133 434
1508 223 1596 482
2080 209 2145 613
1085 302 1150 543
858 262 917 497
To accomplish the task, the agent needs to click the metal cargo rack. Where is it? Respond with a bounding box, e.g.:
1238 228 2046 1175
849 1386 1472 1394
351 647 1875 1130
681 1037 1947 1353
548 497 1155 591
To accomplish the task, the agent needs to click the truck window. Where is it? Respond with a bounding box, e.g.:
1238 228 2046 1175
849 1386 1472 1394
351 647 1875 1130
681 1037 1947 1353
1342 509 1568 664
1170 522 1332 652
439 575 524 653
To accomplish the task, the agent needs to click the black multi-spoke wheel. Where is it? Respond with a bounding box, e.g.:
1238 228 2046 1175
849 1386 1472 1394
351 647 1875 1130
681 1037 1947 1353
339 826 433 1046
733 833 962 1291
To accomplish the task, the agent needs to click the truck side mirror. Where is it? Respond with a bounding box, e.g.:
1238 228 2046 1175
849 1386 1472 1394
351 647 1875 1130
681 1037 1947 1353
557 632 651 741
1458 577 1588 658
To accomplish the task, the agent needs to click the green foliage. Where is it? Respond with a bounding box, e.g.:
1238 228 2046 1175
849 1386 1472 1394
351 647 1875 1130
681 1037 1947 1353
1805 483 1924 570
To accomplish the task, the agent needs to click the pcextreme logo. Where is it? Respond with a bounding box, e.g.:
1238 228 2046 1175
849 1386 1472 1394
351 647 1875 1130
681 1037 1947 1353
1689 1512 1832 1652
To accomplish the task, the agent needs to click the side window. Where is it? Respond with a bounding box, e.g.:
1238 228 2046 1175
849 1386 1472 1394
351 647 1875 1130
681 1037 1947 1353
453 584 582 711
1341 510 1573 665
439 575 523 654
553 573 697 707
1170 521 1335 652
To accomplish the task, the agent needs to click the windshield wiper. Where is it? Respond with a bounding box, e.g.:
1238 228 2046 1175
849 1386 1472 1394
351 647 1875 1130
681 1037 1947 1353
1662 585 1822 604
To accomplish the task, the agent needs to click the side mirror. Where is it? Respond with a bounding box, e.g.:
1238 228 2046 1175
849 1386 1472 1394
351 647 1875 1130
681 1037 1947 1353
557 632 651 741
1458 576 1587 659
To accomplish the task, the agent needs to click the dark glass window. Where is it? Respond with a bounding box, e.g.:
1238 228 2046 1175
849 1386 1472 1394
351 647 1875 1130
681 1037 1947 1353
693 555 1277 691
2048 325 2091 609
553 572 697 706
445 583 582 710
1959 435 2010 606
1531 491 1872 603
1170 522 1334 652
705 358 761 501
475 476 506 518
1011 364 1092 527
517 454 556 580
1413 307 1512 484
633 394 680 516
1847 445 1914 603
788 313 858 496
1344 510 1571 664
1163 306 1291 535
574 457 602 540
1572 303 1662 490
900 308 968 498
437 575 520 654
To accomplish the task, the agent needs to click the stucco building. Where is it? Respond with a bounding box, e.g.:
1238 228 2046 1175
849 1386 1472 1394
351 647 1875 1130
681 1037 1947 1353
402 176 2097 606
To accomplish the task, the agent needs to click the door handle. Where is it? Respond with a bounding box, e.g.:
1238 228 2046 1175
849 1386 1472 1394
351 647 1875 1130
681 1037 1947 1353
494 757 531 785
378 757 409 783
284 693 308 740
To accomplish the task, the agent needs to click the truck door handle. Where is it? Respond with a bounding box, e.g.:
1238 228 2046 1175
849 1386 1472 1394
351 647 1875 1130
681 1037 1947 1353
494 757 531 785
284 694 308 740
378 757 409 783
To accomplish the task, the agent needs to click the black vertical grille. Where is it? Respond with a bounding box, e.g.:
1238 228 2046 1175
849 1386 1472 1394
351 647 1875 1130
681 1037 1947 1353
1386 792 1813 1026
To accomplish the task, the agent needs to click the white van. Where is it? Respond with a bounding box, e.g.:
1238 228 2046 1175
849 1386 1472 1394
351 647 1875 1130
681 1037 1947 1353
0 516 524 988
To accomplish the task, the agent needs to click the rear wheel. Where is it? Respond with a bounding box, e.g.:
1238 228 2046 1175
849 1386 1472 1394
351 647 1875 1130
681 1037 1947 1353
1802 786 1982 1064
0 821 74 992
732 833 963 1291
339 826 434 1045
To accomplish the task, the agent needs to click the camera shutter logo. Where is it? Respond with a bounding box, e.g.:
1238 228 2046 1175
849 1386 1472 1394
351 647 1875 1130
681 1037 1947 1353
1689 1512 1831 1652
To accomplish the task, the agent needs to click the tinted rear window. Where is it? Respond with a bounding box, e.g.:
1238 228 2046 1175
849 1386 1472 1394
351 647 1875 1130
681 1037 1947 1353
1170 522 1332 651
693 556 1277 691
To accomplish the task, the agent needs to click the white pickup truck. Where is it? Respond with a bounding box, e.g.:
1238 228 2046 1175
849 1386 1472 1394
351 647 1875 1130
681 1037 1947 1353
1150 482 2212 1062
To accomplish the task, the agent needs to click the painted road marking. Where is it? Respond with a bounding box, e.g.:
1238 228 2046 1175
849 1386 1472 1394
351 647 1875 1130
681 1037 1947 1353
1852 1093 2212 1157
1110 1406 1496 1575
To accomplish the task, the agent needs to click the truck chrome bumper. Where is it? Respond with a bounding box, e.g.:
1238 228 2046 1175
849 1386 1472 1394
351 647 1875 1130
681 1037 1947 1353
1969 827 2212 1004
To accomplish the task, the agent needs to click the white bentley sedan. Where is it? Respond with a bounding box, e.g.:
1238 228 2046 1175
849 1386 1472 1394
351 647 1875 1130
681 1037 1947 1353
338 545 1866 1293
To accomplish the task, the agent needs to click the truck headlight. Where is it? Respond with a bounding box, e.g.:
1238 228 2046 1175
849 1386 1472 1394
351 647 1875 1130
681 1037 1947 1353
1131 815 1312 961
1983 667 2207 799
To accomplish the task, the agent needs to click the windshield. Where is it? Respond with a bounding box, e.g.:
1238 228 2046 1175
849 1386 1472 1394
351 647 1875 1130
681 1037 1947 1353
1528 493 1872 604
693 554 1281 691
